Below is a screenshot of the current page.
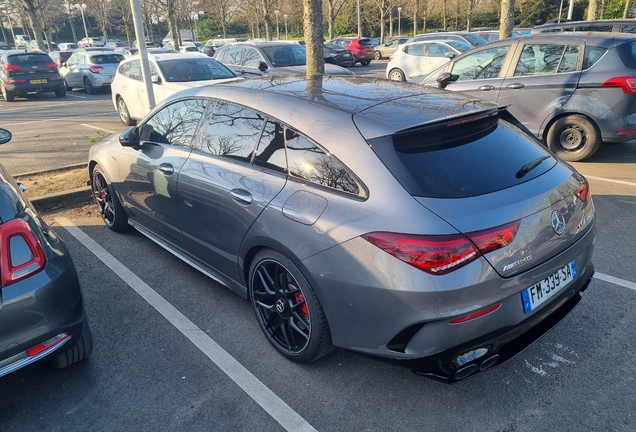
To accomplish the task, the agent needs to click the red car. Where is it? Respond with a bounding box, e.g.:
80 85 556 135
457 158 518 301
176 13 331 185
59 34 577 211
326 37 374 66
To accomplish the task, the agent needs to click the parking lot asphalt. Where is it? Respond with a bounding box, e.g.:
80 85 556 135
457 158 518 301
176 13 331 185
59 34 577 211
2 62 636 431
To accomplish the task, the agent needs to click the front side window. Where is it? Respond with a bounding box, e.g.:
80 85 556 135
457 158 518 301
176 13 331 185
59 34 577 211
196 102 265 160
428 43 452 57
451 45 510 81
140 99 208 147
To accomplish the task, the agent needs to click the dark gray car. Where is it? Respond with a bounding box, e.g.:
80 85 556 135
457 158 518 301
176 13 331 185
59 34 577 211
0 128 92 377
88 76 595 382
213 41 353 77
419 32 636 161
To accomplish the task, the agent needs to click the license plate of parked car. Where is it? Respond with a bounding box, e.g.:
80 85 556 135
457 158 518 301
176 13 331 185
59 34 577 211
522 261 577 313
30 79 47 84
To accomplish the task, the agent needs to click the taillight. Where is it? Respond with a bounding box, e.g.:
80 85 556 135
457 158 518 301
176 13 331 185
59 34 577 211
88 65 104 74
575 176 591 202
47 62 58 69
3 64 21 71
600 76 636 94
362 220 520 276
388 56 393 62
0 219 46 288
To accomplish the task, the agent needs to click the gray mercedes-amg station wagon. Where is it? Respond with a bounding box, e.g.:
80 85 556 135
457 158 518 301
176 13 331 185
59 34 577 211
88 76 595 382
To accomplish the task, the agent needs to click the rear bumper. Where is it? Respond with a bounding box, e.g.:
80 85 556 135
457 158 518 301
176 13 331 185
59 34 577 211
0 254 85 375
4 79 64 94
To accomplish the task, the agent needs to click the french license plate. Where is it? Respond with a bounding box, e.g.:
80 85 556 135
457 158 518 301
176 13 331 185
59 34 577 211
521 261 577 313
30 79 47 84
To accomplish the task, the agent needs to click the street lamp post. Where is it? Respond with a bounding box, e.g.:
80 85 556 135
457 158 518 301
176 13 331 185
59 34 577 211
397 7 402 36
284 13 288 40
274 10 280 40
75 3 89 40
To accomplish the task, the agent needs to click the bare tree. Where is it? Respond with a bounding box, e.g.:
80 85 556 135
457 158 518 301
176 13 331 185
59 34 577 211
325 0 348 40
466 0 479 31
624 0 631 18
14 0 47 49
587 0 598 20
499 0 514 40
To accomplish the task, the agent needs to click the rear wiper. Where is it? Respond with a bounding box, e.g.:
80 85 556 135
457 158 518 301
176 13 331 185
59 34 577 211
516 155 550 178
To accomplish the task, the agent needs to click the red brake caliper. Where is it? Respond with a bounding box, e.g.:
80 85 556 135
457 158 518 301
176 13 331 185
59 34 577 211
295 292 309 319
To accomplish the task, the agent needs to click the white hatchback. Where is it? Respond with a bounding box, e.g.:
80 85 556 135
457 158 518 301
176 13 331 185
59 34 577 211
386 40 473 82
111 52 240 125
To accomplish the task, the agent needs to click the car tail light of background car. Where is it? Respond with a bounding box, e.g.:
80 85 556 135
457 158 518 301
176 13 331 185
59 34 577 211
88 65 104 74
362 220 520 275
3 64 22 71
0 219 46 288
47 62 58 69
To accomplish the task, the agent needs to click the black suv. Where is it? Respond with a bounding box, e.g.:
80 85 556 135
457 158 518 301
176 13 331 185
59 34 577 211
0 50 66 102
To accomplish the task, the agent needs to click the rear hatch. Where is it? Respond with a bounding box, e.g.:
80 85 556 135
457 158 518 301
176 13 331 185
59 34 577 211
364 108 594 277
88 53 125 77
6 53 60 81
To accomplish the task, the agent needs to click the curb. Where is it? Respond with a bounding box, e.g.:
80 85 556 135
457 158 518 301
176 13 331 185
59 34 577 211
30 187 93 212
14 163 89 179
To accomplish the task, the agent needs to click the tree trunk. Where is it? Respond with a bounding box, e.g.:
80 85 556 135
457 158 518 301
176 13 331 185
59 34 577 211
443 0 448 30
21 1 44 50
624 0 632 18
500 0 514 39
588 0 598 20
304 0 324 77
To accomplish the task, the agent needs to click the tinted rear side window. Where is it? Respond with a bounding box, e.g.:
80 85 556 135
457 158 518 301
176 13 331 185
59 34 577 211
369 115 554 198
583 46 607 69
616 41 636 69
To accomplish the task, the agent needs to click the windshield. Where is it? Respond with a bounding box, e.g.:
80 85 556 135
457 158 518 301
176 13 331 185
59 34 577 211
446 41 473 53
463 33 488 46
158 58 236 82
261 45 307 67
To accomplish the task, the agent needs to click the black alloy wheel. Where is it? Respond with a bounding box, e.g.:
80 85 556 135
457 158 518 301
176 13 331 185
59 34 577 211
84 77 96 95
91 165 128 231
249 250 332 363
360 60 371 66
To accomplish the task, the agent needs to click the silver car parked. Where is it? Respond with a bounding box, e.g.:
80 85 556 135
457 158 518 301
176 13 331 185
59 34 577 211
60 50 124 94
88 76 595 382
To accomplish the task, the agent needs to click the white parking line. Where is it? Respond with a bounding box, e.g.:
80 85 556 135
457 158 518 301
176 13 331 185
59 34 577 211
594 272 636 291
9 112 114 126
586 175 636 188
66 93 87 99
0 100 100 112
80 124 116 134
55 217 316 432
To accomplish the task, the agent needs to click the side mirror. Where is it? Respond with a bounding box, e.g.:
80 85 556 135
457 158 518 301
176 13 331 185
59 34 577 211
0 128 12 145
445 52 456 59
436 72 453 89
151 75 161 84
258 61 268 72
119 126 140 147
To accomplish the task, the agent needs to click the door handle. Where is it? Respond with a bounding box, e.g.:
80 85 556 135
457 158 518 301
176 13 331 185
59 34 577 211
230 189 253 205
506 83 525 89
478 85 495 91
158 163 174 175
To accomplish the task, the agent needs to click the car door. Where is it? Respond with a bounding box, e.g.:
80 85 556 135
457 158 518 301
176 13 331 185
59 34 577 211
435 43 518 104
177 102 287 281
400 43 425 79
117 99 208 250
61 53 81 86
497 42 583 134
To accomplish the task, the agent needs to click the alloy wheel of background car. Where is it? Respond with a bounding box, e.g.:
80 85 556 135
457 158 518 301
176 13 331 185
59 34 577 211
91 165 129 231
55 87 66 98
117 97 136 126
546 114 601 162
84 77 96 95
1 84 14 102
249 250 332 363
388 68 405 81
374 51 382 60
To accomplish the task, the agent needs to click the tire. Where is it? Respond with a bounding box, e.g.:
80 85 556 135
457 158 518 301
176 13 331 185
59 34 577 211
388 68 405 81
249 249 332 363
117 96 136 126
64 79 72 91
55 86 66 98
1 84 14 102
84 76 96 95
360 60 371 66
91 164 129 231
374 50 382 60
50 315 93 369
546 114 601 162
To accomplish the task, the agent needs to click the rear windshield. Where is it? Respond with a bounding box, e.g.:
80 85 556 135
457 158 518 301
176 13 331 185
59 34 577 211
8 53 51 65
368 113 555 198
616 41 636 69
359 39 374 46
89 54 124 64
